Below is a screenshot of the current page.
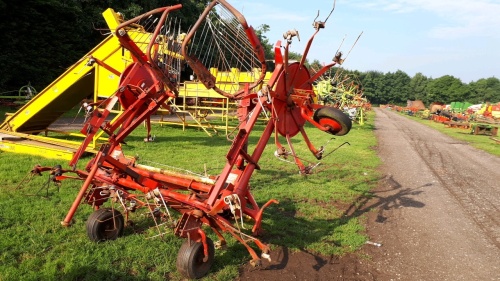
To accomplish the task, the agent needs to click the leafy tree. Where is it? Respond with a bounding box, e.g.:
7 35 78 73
359 70 385 105
426 75 473 104
287 50 303 62
254 24 273 59
469 77 500 104
0 0 204 93
384 70 411 104
0 0 90 92
307 59 323 74
409 73 429 102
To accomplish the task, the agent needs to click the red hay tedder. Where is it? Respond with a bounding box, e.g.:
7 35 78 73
30 1 352 278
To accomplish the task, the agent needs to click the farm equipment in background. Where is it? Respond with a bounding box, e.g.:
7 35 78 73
407 101 500 133
315 71 369 125
27 0 351 278
0 83 37 107
155 67 274 136
450 101 472 114
475 102 500 121
404 100 426 116
468 102 500 137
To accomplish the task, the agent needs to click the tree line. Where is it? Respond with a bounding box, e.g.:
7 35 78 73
0 0 205 95
1 1 499 107
335 69 500 106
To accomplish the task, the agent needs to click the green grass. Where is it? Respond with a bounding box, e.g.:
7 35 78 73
399 111 500 156
0 108 380 280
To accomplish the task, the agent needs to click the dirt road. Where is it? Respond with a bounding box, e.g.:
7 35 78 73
364 108 500 280
239 108 500 280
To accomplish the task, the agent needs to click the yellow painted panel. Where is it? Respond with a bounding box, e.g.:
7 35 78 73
102 8 123 31
217 83 240 93
180 83 220 98
1 35 122 132
0 140 74 160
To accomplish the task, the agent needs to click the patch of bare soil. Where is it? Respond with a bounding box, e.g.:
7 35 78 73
238 247 383 281
239 108 500 281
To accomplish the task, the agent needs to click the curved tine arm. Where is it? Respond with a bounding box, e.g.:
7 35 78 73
145 5 183 64
181 1 218 53
324 0 337 24
116 5 181 32
115 5 182 66
297 29 320 71
180 1 219 91
181 1 267 100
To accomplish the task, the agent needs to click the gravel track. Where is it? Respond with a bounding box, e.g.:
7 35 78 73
365 107 500 280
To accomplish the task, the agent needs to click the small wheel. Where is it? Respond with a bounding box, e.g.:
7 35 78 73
176 237 215 279
86 208 124 242
313 107 352 136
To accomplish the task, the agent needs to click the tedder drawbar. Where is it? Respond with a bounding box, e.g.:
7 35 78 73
30 1 352 278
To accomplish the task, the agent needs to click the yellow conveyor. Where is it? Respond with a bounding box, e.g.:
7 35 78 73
0 9 131 160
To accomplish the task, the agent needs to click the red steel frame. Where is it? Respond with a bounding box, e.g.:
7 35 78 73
33 0 350 269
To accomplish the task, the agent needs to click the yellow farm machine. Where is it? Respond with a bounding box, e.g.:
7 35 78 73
0 5 268 161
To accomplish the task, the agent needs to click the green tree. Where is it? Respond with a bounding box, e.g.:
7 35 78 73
307 59 323 74
378 70 410 104
359 70 385 105
288 50 303 62
409 73 429 102
0 0 205 92
392 70 411 103
0 0 91 92
254 24 273 59
425 75 469 104
469 77 500 104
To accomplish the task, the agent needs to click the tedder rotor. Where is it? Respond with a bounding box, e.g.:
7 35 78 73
31 0 352 278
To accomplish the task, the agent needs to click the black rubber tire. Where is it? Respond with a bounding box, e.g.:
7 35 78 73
176 237 215 279
313 107 352 136
86 208 124 242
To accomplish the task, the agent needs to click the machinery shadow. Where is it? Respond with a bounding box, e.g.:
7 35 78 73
220 174 427 273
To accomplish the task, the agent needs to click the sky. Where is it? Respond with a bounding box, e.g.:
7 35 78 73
228 0 500 83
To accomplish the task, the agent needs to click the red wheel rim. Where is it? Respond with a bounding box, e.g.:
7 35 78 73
318 117 342 134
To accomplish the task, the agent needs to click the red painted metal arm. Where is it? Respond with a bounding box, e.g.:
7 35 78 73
207 94 266 207
299 62 336 89
115 5 183 66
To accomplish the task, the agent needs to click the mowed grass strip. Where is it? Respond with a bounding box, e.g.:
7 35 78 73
0 108 379 280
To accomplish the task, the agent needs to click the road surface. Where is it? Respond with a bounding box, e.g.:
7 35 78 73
365 107 500 280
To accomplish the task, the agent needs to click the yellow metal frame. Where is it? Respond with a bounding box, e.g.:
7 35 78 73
0 138 74 161
153 67 272 135
0 8 271 159
0 9 140 158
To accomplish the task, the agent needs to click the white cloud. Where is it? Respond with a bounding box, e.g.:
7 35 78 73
345 0 500 39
